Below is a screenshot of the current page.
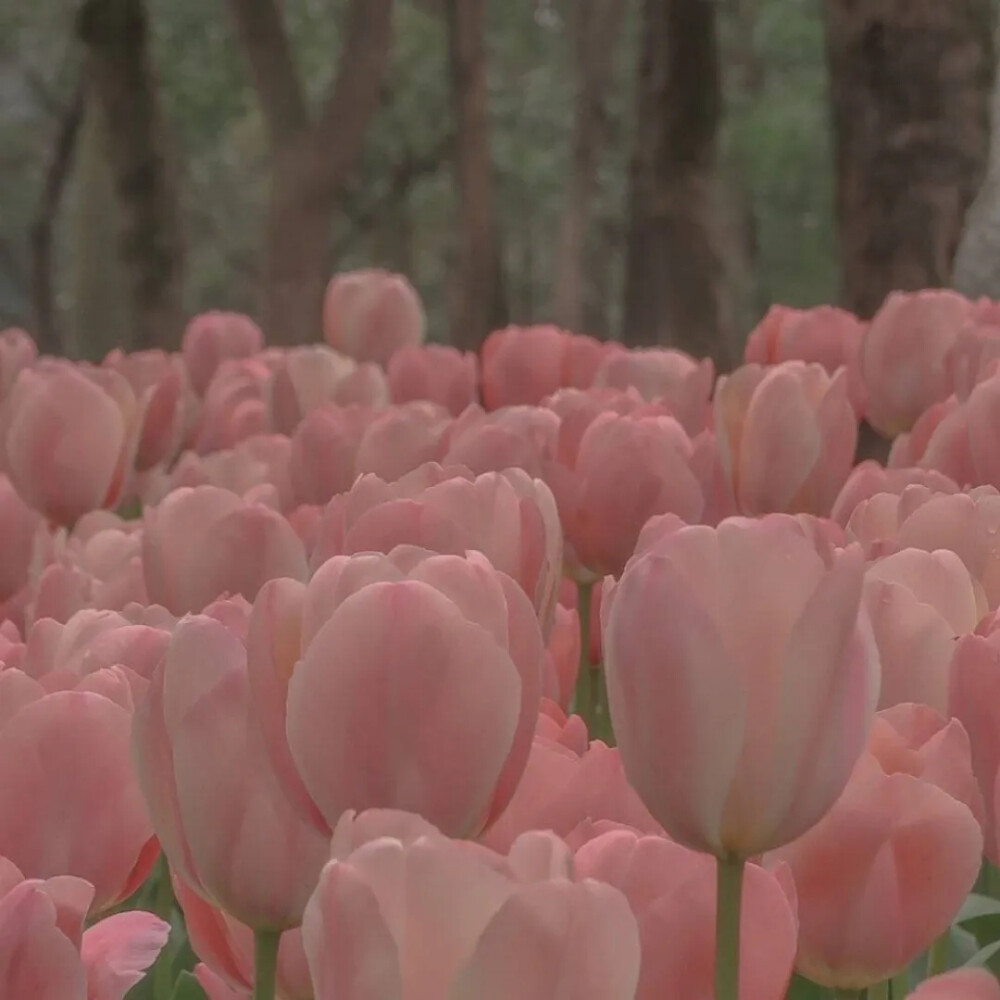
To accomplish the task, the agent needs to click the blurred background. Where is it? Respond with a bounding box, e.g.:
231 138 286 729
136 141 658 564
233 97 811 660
0 0 997 367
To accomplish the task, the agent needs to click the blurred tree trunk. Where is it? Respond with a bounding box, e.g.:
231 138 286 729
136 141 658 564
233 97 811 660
30 80 84 355
445 0 507 350
70 94 129 360
551 0 627 333
954 22 1000 298
77 0 186 351
621 0 732 363
823 0 994 318
228 0 394 344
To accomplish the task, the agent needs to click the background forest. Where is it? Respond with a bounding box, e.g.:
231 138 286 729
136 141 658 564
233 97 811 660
0 0 996 368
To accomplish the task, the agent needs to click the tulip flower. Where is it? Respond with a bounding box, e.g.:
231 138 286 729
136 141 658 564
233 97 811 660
322 268 425 366
181 311 264 396
387 343 480 415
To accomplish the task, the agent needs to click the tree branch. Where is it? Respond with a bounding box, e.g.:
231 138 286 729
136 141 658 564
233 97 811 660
312 0 395 182
226 0 310 145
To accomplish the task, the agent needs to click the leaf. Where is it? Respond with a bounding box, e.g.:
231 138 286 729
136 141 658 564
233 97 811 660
956 895 1000 924
170 971 209 1000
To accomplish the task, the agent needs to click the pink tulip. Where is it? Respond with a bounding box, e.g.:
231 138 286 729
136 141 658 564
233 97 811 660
387 343 480 415
310 464 562 633
592 347 715 434
766 751 982 990
575 829 798 1000
322 268 425 366
103 348 188 471
142 485 307 614
2 363 140 525
744 304 867 415
552 412 716 579
266 344 361 435
887 395 964 470
288 404 377 506
301 828 641 1000
353 401 453 481
0 327 37 401
247 548 543 838
862 289 974 436
602 514 879 857
949 619 1000 863
863 548 983 712
0 473 43 602
191 358 271 454
133 616 329 929
910 969 1000 1000
480 724 663 853
0 673 156 912
443 405 559 479
847 485 1000 609
831 461 959 526
542 601 580 709
715 361 858 516
181 311 264 396
0 857 168 1000
481 325 621 409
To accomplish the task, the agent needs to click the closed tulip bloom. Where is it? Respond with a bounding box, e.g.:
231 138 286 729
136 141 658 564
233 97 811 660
301 829 640 1000
191 358 271 454
715 361 858 517
766 751 982 990
322 269 425 366
602 514 879 857
181 311 264 397
862 289 974 437
353 401 453 482
0 857 168 1000
575 829 799 1000
862 548 983 712
266 345 359 435
949 620 1000 864
744 304 867 415
481 325 621 409
3 364 140 525
248 548 543 838
142 485 308 615
310 464 562 635
0 671 157 913
133 616 329 929
443 405 559 479
0 473 43 603
387 344 480 415
592 347 715 434
288 404 377 507
832 463 959 526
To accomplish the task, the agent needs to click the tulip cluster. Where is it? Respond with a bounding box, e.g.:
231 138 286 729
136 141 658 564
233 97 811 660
3 275 1000 1000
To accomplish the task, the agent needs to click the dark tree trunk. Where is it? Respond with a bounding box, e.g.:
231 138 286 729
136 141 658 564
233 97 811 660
551 0 628 333
77 0 186 350
823 0 994 318
30 80 85 355
445 0 507 350
228 0 394 344
621 0 731 363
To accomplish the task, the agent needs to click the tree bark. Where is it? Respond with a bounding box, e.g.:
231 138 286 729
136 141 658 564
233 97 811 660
76 0 186 351
954 21 1000 298
551 0 628 333
621 0 731 363
228 0 394 344
823 0 994 318
30 80 84 355
445 0 507 350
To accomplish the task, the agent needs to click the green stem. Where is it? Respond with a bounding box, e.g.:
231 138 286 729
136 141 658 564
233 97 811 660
151 856 175 1000
572 581 595 728
926 931 950 980
867 981 889 1000
253 929 282 1000
833 992 864 1000
889 970 910 999
715 855 745 1000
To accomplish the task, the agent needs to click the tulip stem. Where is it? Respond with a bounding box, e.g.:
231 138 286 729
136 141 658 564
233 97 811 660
866 981 889 1000
715 854 745 1000
889 971 909 998
926 930 951 979
573 581 595 727
253 929 281 1000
